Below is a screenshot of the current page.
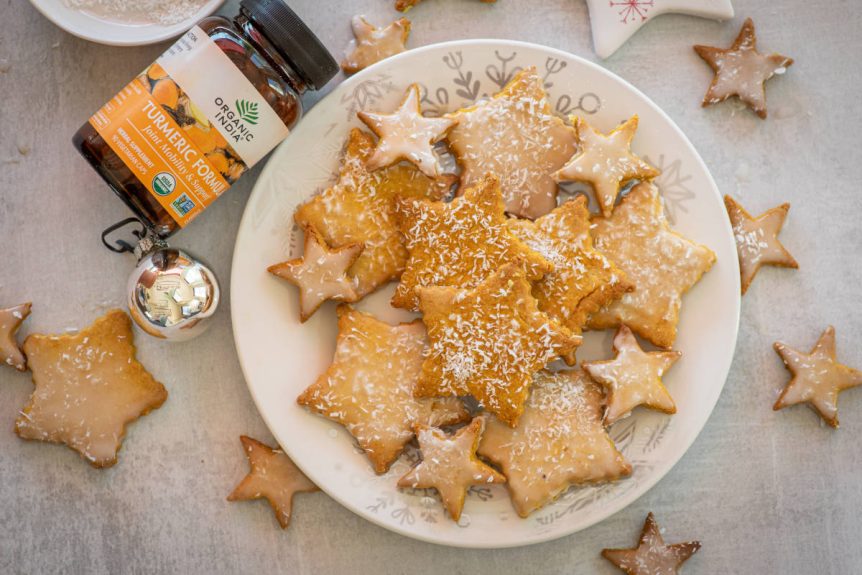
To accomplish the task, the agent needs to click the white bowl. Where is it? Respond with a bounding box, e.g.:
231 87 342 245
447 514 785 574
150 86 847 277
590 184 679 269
27 0 224 46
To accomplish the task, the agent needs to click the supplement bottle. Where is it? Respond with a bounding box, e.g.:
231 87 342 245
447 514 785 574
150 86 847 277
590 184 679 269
73 0 337 237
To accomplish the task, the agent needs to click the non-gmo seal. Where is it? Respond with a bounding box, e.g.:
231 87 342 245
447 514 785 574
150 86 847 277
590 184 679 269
152 172 176 196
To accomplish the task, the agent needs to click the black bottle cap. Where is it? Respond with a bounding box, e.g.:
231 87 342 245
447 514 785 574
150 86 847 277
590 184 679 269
240 0 338 90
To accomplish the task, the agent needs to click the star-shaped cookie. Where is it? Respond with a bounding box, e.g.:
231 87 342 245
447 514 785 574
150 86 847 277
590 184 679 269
446 66 576 219
694 18 793 119
294 128 455 299
341 16 410 75
773 326 862 428
393 174 552 311
398 417 505 521
415 264 581 427
587 182 716 349
583 325 681 425
268 226 362 322
507 195 631 364
358 83 456 177
724 195 797 294
1 302 31 371
478 369 631 517
297 306 467 473
602 512 701 575
227 435 319 529
15 309 167 468
554 115 659 217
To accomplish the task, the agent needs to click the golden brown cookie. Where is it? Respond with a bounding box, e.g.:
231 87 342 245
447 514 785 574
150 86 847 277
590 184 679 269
341 16 410 75
446 67 576 219
268 227 362 322
358 83 457 178
1 302 31 371
774 326 862 428
478 369 631 517
15 309 167 468
583 325 681 425
398 417 505 521
507 196 631 364
415 264 581 427
294 128 455 299
228 436 319 529
724 195 797 295
602 512 701 575
694 18 793 119
297 306 468 474
393 174 552 311
554 115 659 217
587 182 716 349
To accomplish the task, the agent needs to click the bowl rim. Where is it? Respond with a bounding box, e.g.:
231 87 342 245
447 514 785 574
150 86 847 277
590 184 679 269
27 0 225 47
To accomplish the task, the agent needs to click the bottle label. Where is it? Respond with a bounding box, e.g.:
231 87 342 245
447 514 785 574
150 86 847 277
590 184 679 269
88 26 290 227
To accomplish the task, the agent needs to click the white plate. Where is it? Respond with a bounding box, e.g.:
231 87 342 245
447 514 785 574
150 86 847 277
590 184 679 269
231 39 740 548
28 0 223 46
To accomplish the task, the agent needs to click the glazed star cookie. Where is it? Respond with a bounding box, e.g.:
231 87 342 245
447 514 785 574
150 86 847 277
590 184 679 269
268 227 362 322
228 436 319 529
1 302 31 371
341 16 411 75
294 128 456 298
446 67 576 219
694 18 793 119
15 309 167 468
297 306 467 474
415 264 581 427
393 174 552 311
602 513 701 575
587 182 716 349
773 326 862 428
507 196 631 364
554 115 659 217
724 196 798 294
478 369 631 517
583 325 681 425
358 84 457 177
398 417 505 521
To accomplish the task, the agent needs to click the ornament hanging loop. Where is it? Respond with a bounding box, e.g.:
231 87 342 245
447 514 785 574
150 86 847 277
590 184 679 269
101 217 148 254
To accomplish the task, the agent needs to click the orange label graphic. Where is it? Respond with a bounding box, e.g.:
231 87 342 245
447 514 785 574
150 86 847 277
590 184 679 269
89 76 231 227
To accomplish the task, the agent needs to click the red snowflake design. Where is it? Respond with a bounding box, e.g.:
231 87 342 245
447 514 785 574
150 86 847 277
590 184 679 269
610 0 654 24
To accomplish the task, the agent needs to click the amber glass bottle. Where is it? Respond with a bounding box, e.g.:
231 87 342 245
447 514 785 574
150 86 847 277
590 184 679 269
73 0 337 238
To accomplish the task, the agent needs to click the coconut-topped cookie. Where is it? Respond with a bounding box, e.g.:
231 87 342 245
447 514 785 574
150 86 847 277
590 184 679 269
446 67 576 219
297 306 468 473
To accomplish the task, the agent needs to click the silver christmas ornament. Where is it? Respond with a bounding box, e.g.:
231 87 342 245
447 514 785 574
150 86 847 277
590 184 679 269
127 245 220 341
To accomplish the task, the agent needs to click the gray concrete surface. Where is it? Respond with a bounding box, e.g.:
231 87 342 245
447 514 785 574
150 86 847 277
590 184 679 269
1 0 860 573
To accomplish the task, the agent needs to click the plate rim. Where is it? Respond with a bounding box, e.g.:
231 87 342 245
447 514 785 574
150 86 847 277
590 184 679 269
27 0 223 46
230 38 741 548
